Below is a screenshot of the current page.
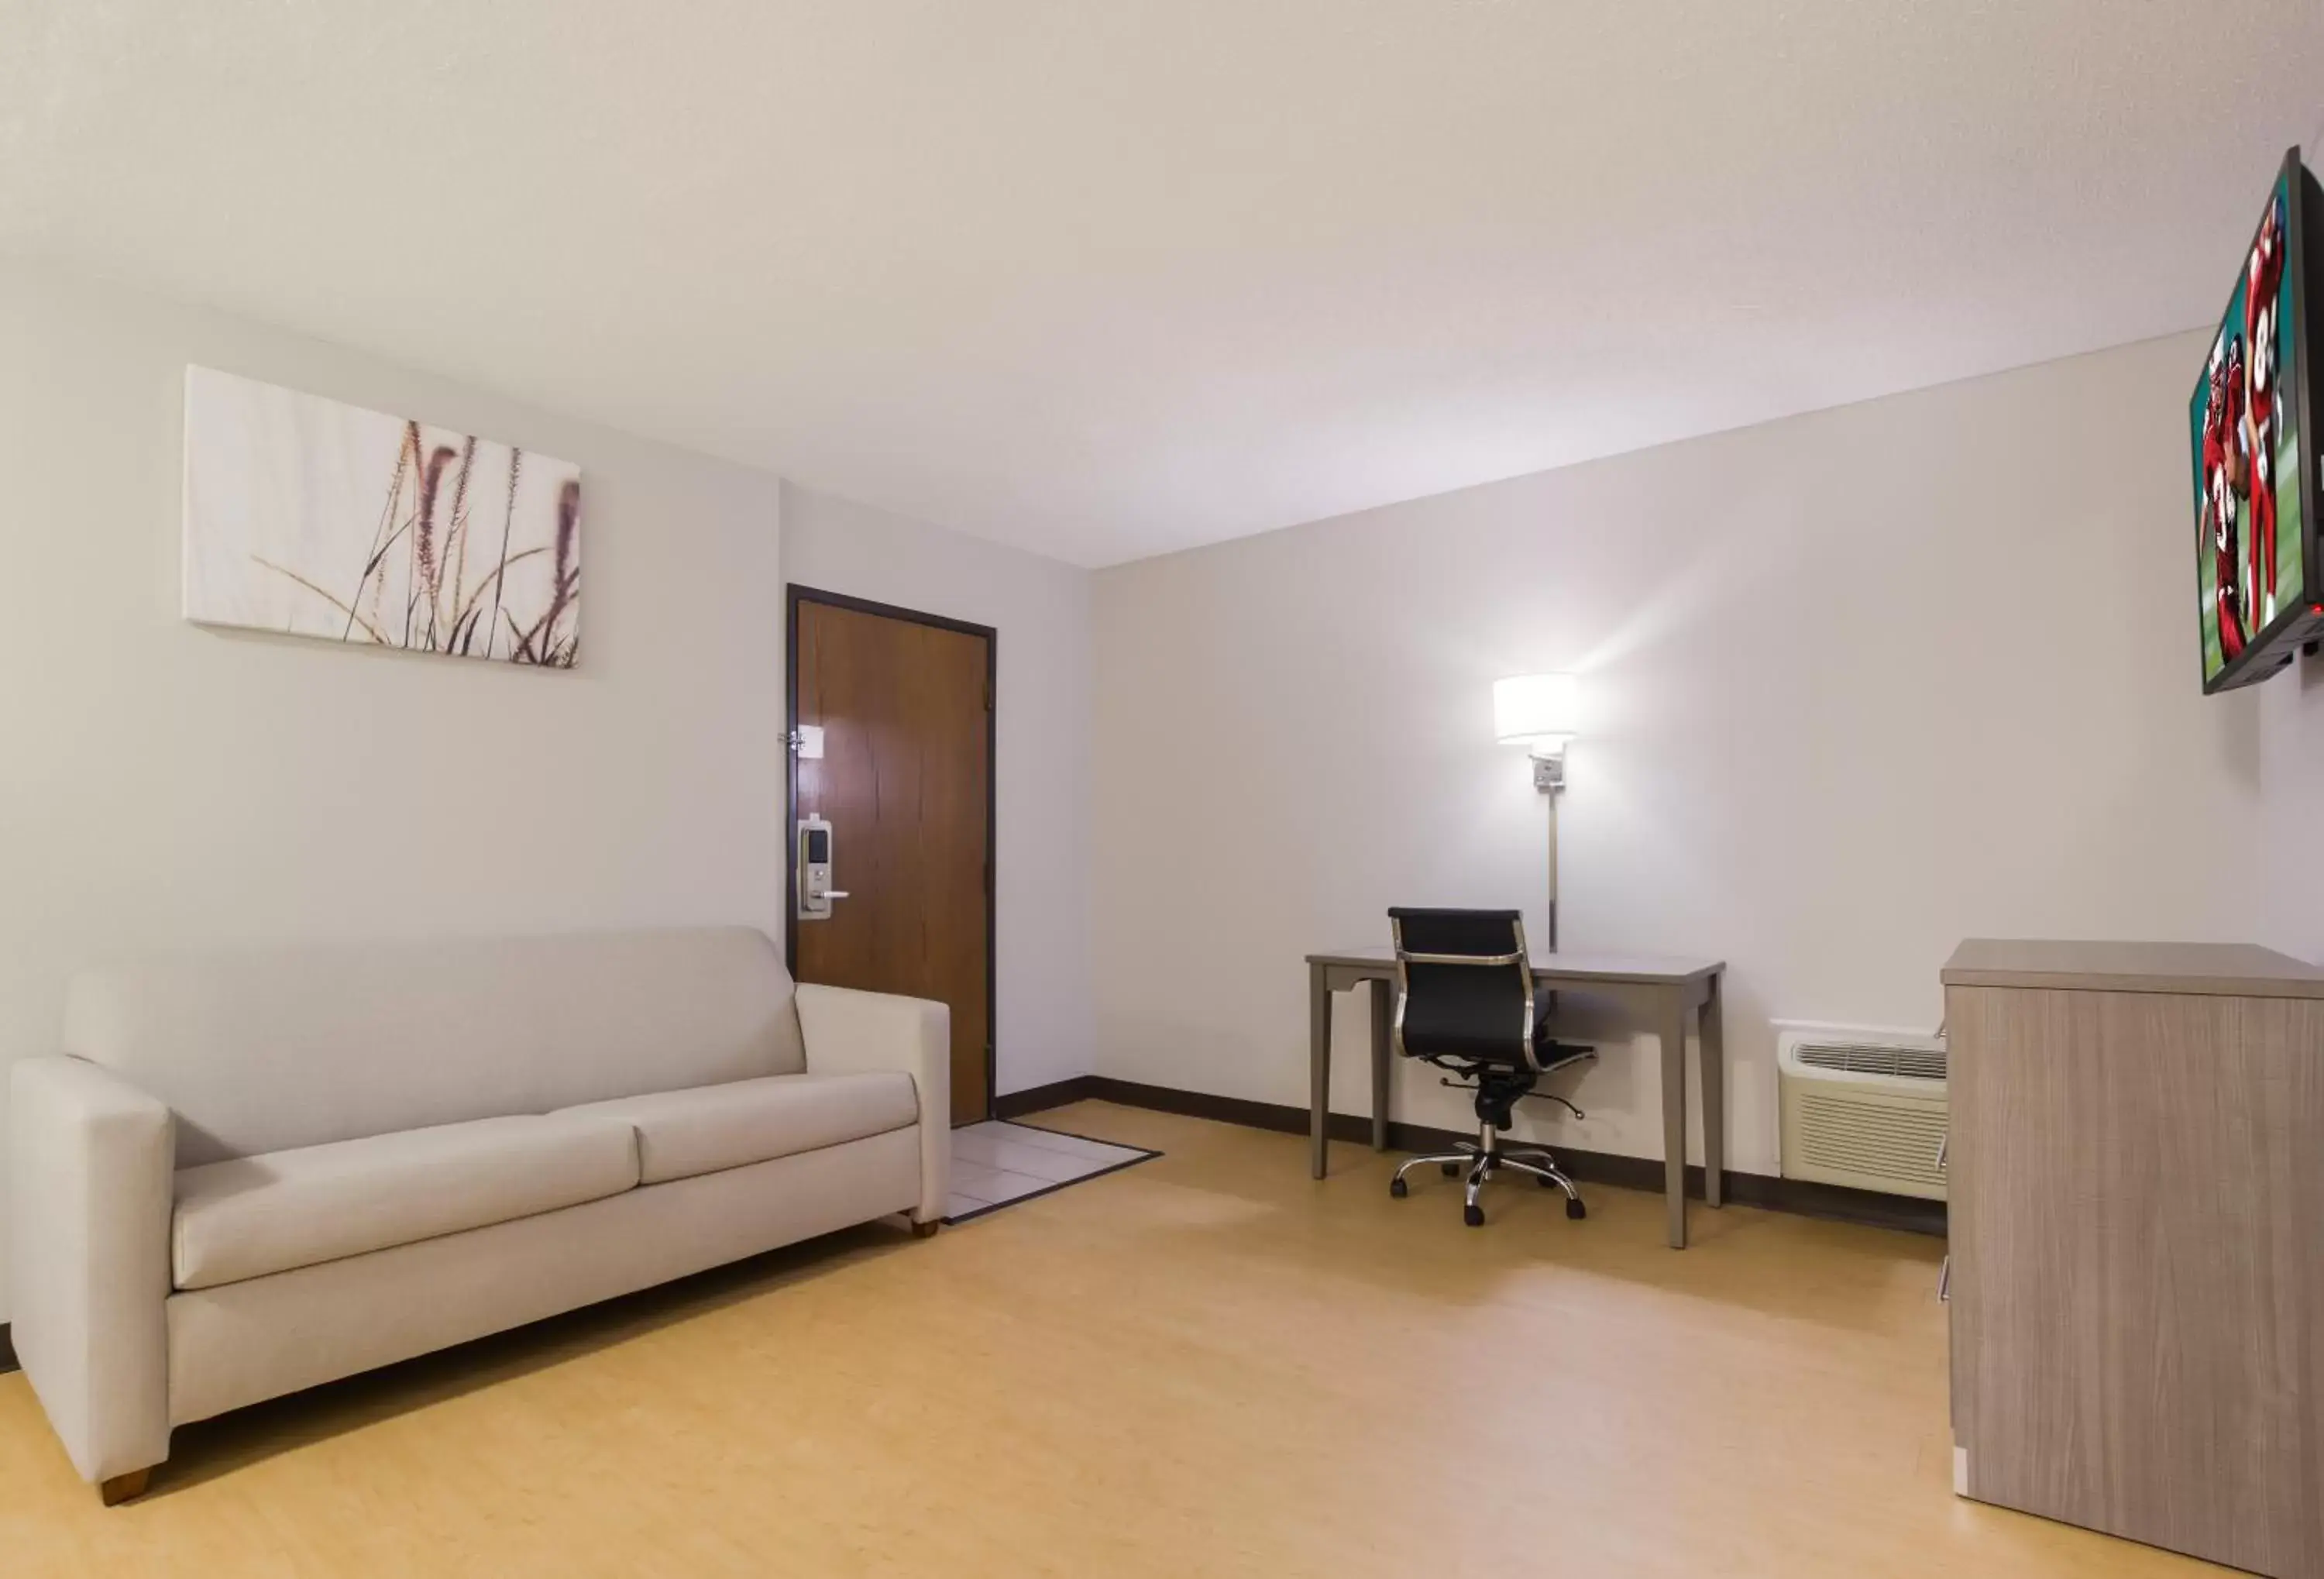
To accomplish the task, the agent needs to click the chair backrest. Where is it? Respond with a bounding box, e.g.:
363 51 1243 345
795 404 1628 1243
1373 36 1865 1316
1388 907 1537 1067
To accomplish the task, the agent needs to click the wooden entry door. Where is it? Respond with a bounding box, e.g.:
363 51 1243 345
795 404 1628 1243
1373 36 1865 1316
789 590 994 1125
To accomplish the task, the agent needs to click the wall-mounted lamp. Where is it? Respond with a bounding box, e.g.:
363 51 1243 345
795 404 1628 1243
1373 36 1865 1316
1494 673 1581 949
1494 673 1580 792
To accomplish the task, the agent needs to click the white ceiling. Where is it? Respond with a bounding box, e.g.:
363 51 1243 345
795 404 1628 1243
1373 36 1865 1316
5 3 2322 567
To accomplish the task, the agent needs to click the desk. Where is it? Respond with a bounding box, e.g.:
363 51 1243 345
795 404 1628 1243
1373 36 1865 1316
1305 947 1727 1248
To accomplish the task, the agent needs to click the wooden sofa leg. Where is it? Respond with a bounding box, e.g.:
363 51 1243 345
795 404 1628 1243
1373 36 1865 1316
912 1219 941 1239
99 1468 151 1506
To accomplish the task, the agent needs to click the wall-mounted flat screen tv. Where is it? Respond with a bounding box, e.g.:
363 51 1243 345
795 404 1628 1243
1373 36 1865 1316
2192 148 2324 693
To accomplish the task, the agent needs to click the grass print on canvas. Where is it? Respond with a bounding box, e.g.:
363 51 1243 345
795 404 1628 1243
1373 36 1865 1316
183 366 581 667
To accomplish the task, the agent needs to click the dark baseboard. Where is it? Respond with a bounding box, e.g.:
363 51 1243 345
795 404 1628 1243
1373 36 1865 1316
0 1322 15 1374
1016 1074 1947 1239
1713 1171 1948 1237
1073 1076 1322 1140
992 1075 1103 1120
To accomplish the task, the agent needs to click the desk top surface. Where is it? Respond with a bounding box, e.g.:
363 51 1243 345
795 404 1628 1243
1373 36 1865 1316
1941 937 2324 999
1308 945 1722 986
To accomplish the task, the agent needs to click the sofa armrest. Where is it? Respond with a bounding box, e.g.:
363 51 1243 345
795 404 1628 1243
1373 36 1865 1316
793 985 950 1225
7 1056 174 1483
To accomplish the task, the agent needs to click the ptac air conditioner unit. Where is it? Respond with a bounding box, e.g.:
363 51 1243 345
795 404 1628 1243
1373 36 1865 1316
1776 1026 1948 1201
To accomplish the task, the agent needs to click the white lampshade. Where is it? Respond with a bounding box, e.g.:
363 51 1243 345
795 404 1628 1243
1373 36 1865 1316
1493 673 1581 754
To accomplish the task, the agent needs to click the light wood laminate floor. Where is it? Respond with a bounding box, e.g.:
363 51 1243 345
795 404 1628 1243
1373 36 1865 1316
0 1102 2225 1577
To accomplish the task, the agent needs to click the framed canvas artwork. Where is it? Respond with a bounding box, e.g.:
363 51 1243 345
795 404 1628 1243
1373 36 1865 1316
183 366 582 667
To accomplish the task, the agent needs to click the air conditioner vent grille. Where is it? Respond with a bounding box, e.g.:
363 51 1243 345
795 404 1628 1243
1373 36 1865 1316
1778 1024 1948 1200
1794 1093 1948 1190
1793 1041 1948 1082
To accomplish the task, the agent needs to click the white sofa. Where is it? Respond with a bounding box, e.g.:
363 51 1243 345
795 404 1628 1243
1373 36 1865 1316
6 926 948 1502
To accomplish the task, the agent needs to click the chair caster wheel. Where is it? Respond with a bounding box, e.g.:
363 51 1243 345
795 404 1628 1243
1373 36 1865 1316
1566 1198 1587 1220
1389 1176 1408 1199
1441 1161 1460 1177
1463 1203 1485 1227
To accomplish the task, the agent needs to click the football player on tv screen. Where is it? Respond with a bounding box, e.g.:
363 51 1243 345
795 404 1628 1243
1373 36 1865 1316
2204 335 2248 659
2240 192 2287 629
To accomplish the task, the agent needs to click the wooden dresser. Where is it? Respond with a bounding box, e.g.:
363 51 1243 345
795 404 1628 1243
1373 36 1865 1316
1942 939 2324 1577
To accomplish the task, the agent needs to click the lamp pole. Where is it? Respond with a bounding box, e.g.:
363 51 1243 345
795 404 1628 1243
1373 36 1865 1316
1495 673 1579 956
1545 786 1559 953
1532 751 1565 952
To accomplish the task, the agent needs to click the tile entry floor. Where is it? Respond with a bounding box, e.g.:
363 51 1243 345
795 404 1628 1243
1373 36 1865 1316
944 1120 1157 1222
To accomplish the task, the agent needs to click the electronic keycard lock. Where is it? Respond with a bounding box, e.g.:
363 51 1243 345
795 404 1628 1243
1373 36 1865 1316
796 816 849 920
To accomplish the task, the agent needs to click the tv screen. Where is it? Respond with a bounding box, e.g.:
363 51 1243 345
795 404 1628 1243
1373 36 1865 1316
2192 149 2324 693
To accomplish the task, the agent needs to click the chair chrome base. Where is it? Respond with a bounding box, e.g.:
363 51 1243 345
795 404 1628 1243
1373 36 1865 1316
1391 1127 1585 1226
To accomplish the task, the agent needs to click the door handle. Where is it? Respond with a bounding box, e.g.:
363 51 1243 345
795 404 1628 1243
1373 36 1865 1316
1937 1254 1951 1303
797 817 846 920
1935 1132 1948 1171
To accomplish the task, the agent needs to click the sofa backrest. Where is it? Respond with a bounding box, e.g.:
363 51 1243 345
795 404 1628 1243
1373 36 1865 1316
63 926 805 1167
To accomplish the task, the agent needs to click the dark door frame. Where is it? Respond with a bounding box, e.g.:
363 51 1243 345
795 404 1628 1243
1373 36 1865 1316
784 583 999 1123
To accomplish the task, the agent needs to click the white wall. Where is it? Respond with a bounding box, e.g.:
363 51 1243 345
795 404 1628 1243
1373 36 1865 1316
780 483 1095 1096
1092 332 2276 1174
0 261 789 1320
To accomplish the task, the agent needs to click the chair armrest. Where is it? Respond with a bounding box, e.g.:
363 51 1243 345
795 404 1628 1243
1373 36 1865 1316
7 1056 174 1483
793 984 950 1225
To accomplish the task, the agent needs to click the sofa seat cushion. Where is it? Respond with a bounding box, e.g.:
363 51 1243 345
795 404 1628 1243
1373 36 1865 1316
557 1072 918 1185
172 1113 641 1292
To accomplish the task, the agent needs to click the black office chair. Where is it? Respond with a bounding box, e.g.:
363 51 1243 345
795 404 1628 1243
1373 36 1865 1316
1386 907 1594 1226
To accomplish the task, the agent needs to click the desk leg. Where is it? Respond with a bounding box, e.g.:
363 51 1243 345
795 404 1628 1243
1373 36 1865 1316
1309 962 1332 1180
1370 979 1392 1151
1700 972 1725 1211
1661 997 1690 1249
